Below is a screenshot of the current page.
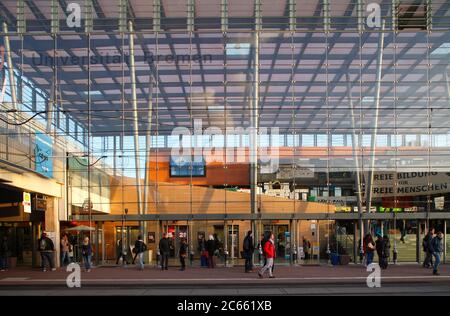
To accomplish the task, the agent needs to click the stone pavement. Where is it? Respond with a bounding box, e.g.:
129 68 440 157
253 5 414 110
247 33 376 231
0 264 449 286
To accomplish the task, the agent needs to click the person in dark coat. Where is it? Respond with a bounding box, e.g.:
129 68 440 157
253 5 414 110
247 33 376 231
133 235 147 271
116 238 129 265
159 233 170 270
38 232 55 272
0 236 8 271
375 234 384 267
205 235 217 268
381 235 391 269
422 228 434 268
243 231 255 273
179 238 188 271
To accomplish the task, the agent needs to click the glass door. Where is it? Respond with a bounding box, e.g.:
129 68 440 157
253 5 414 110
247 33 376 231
227 225 239 261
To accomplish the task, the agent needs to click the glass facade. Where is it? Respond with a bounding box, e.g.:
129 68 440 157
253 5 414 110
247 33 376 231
0 0 449 265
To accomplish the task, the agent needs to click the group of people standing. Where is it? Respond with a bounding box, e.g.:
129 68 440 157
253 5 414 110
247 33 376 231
40 232 92 272
363 233 391 269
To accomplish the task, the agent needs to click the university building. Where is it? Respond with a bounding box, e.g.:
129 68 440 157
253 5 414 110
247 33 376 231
0 0 449 267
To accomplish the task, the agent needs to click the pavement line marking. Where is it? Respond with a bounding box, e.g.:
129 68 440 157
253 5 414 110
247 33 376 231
1 275 449 283
0 277 30 281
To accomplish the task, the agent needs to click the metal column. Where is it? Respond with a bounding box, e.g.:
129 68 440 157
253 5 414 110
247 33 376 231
347 73 364 260
445 69 450 108
250 24 260 255
2 22 18 121
365 21 386 224
143 78 153 251
416 222 420 263
128 21 144 236
444 220 447 264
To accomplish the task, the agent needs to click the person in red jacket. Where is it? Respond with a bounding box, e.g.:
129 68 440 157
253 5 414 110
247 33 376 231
258 233 276 278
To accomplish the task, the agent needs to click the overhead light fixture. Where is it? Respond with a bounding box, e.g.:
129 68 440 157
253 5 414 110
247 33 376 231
226 43 251 56
362 96 375 103
208 105 224 112
431 43 450 57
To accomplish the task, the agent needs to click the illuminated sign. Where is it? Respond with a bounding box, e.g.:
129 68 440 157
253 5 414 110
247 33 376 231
23 192 31 213
35 132 53 178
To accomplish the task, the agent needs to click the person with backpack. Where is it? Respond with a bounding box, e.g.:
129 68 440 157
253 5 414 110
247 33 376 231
243 231 255 273
179 238 188 271
431 231 444 276
422 228 434 268
0 236 8 272
133 235 147 271
258 232 276 279
38 232 56 272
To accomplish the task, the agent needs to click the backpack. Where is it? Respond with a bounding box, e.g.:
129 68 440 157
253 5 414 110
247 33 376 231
422 236 429 252
243 236 251 251
39 239 47 251
142 242 147 252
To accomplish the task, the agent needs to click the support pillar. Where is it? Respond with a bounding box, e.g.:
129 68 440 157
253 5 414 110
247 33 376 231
128 21 144 236
143 78 154 256
444 220 447 264
95 221 100 266
416 221 421 264
347 73 364 261
250 25 260 257
353 220 358 264
2 22 17 124
365 20 386 233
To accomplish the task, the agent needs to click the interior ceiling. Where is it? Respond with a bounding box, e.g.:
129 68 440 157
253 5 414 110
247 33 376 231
0 0 449 136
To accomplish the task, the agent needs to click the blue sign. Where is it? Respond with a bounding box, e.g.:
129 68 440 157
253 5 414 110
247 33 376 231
35 132 53 178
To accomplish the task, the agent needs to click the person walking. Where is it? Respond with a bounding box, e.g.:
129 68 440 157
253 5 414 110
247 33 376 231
381 235 391 269
258 233 275 279
0 236 8 272
422 228 435 268
302 237 311 260
38 232 56 272
206 235 217 268
243 231 255 273
133 235 147 271
431 231 444 276
159 233 170 270
363 234 376 266
179 238 188 271
81 237 92 272
116 238 129 265
60 234 70 266
375 234 384 267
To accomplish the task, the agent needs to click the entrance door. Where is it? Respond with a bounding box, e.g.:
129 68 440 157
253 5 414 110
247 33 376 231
115 226 140 263
165 225 188 258
263 224 290 261
227 225 239 259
